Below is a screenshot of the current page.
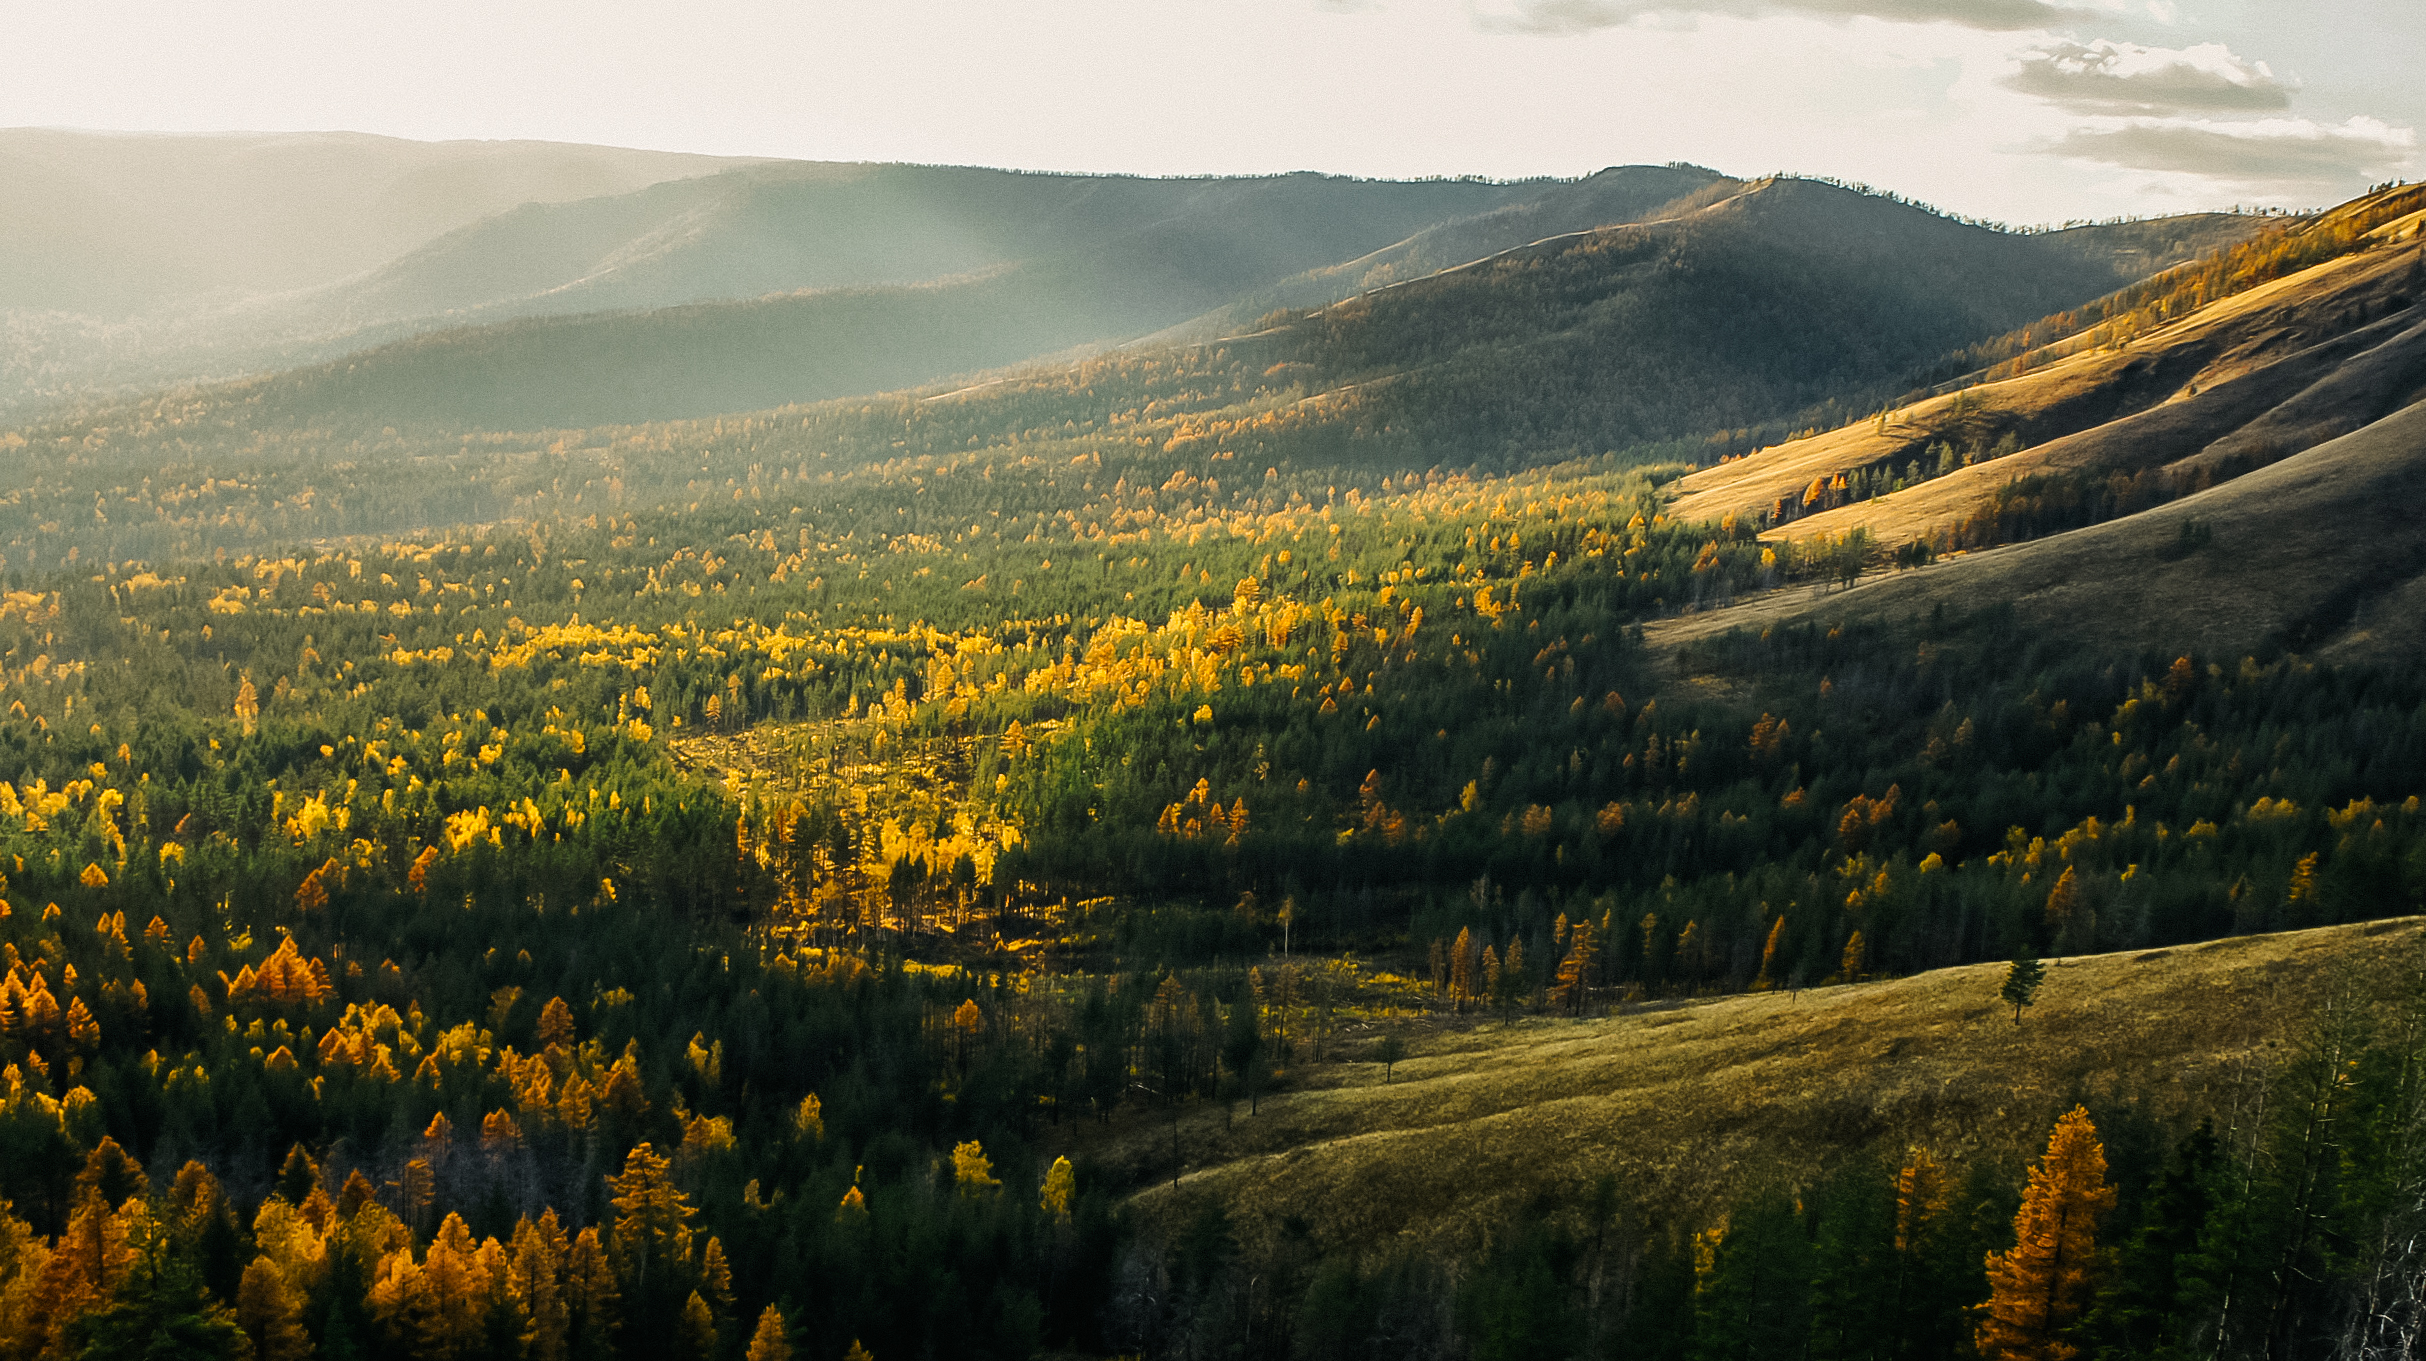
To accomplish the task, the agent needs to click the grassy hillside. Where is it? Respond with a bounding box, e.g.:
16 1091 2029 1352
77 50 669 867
1665 185 2426 541
1077 917 2423 1248
1655 394 2426 664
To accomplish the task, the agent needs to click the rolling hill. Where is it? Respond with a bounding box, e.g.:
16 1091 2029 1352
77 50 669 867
1076 917 2424 1249
1666 186 2426 538
1647 184 2426 664
1653 394 2426 664
29 173 2255 443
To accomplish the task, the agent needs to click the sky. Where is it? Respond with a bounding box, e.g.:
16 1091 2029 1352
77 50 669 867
1 0 2414 223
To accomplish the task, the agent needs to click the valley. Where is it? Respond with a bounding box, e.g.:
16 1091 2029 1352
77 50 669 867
1 133 2422 1360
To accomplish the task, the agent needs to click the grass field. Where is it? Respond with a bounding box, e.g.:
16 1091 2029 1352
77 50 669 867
1060 917 2425 1253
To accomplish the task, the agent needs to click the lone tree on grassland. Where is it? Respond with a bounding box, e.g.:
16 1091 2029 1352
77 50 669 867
1374 1031 1406 1082
2003 947 2047 1024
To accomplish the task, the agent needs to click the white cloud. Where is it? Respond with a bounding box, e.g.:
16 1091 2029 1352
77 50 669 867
1475 0 2092 35
2003 39 2294 115
2042 114 2416 184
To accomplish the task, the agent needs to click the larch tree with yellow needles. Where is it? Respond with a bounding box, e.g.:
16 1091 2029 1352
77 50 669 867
1977 1106 2115 1361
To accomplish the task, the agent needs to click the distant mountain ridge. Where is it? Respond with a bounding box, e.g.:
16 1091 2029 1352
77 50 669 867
0 134 2259 434
0 128 757 313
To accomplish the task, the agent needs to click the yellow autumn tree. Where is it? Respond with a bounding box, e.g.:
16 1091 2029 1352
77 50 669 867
1040 1156 1077 1220
1552 919 1596 1015
511 1210 571 1361
953 1141 999 1197
1976 1106 2115 1361
237 1254 312 1361
1448 926 1475 1010
745 1305 793 1361
564 1225 621 1353
608 1143 697 1292
2044 865 2083 952
1753 916 1787 990
677 1289 717 1360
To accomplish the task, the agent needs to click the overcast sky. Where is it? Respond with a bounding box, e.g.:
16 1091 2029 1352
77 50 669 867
3 0 2414 223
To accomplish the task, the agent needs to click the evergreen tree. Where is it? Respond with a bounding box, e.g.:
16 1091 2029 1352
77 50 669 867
62 1212 245 1361
1693 1190 1814 1361
2079 1122 2218 1360
2003 949 2047 1025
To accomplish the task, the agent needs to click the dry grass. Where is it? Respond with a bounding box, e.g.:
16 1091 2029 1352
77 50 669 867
1062 918 2424 1252
1665 239 2424 551
1647 396 2426 664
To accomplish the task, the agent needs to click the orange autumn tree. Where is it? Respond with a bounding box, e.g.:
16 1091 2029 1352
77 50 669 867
1977 1106 2116 1361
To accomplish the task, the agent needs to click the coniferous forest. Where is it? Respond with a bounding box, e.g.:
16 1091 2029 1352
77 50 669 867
1 152 2424 1361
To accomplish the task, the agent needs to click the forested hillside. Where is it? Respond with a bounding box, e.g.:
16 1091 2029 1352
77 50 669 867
0 171 2422 1360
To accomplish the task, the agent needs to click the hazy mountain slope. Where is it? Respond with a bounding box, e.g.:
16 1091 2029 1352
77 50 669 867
1650 394 2426 663
288 163 1539 334
9 175 2238 458
0 128 751 313
1159 182 2255 349
2041 212 2269 280
147 174 1559 430
1146 163 1740 342
0 155 1548 421
1214 176 2195 464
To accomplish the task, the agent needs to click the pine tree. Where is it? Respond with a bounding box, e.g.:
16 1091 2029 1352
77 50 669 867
1807 1167 1897 1361
2078 1122 2217 1360
62 1212 245 1361
1221 994 1265 1114
2003 949 2046 1025
1695 1189 1815 1360
1977 1106 2115 1361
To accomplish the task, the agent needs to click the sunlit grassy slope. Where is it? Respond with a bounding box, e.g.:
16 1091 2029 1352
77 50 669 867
1072 918 2423 1251
1650 395 2426 663
1665 190 2426 541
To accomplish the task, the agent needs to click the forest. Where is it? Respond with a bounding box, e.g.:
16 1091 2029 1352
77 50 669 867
1 179 2424 1360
